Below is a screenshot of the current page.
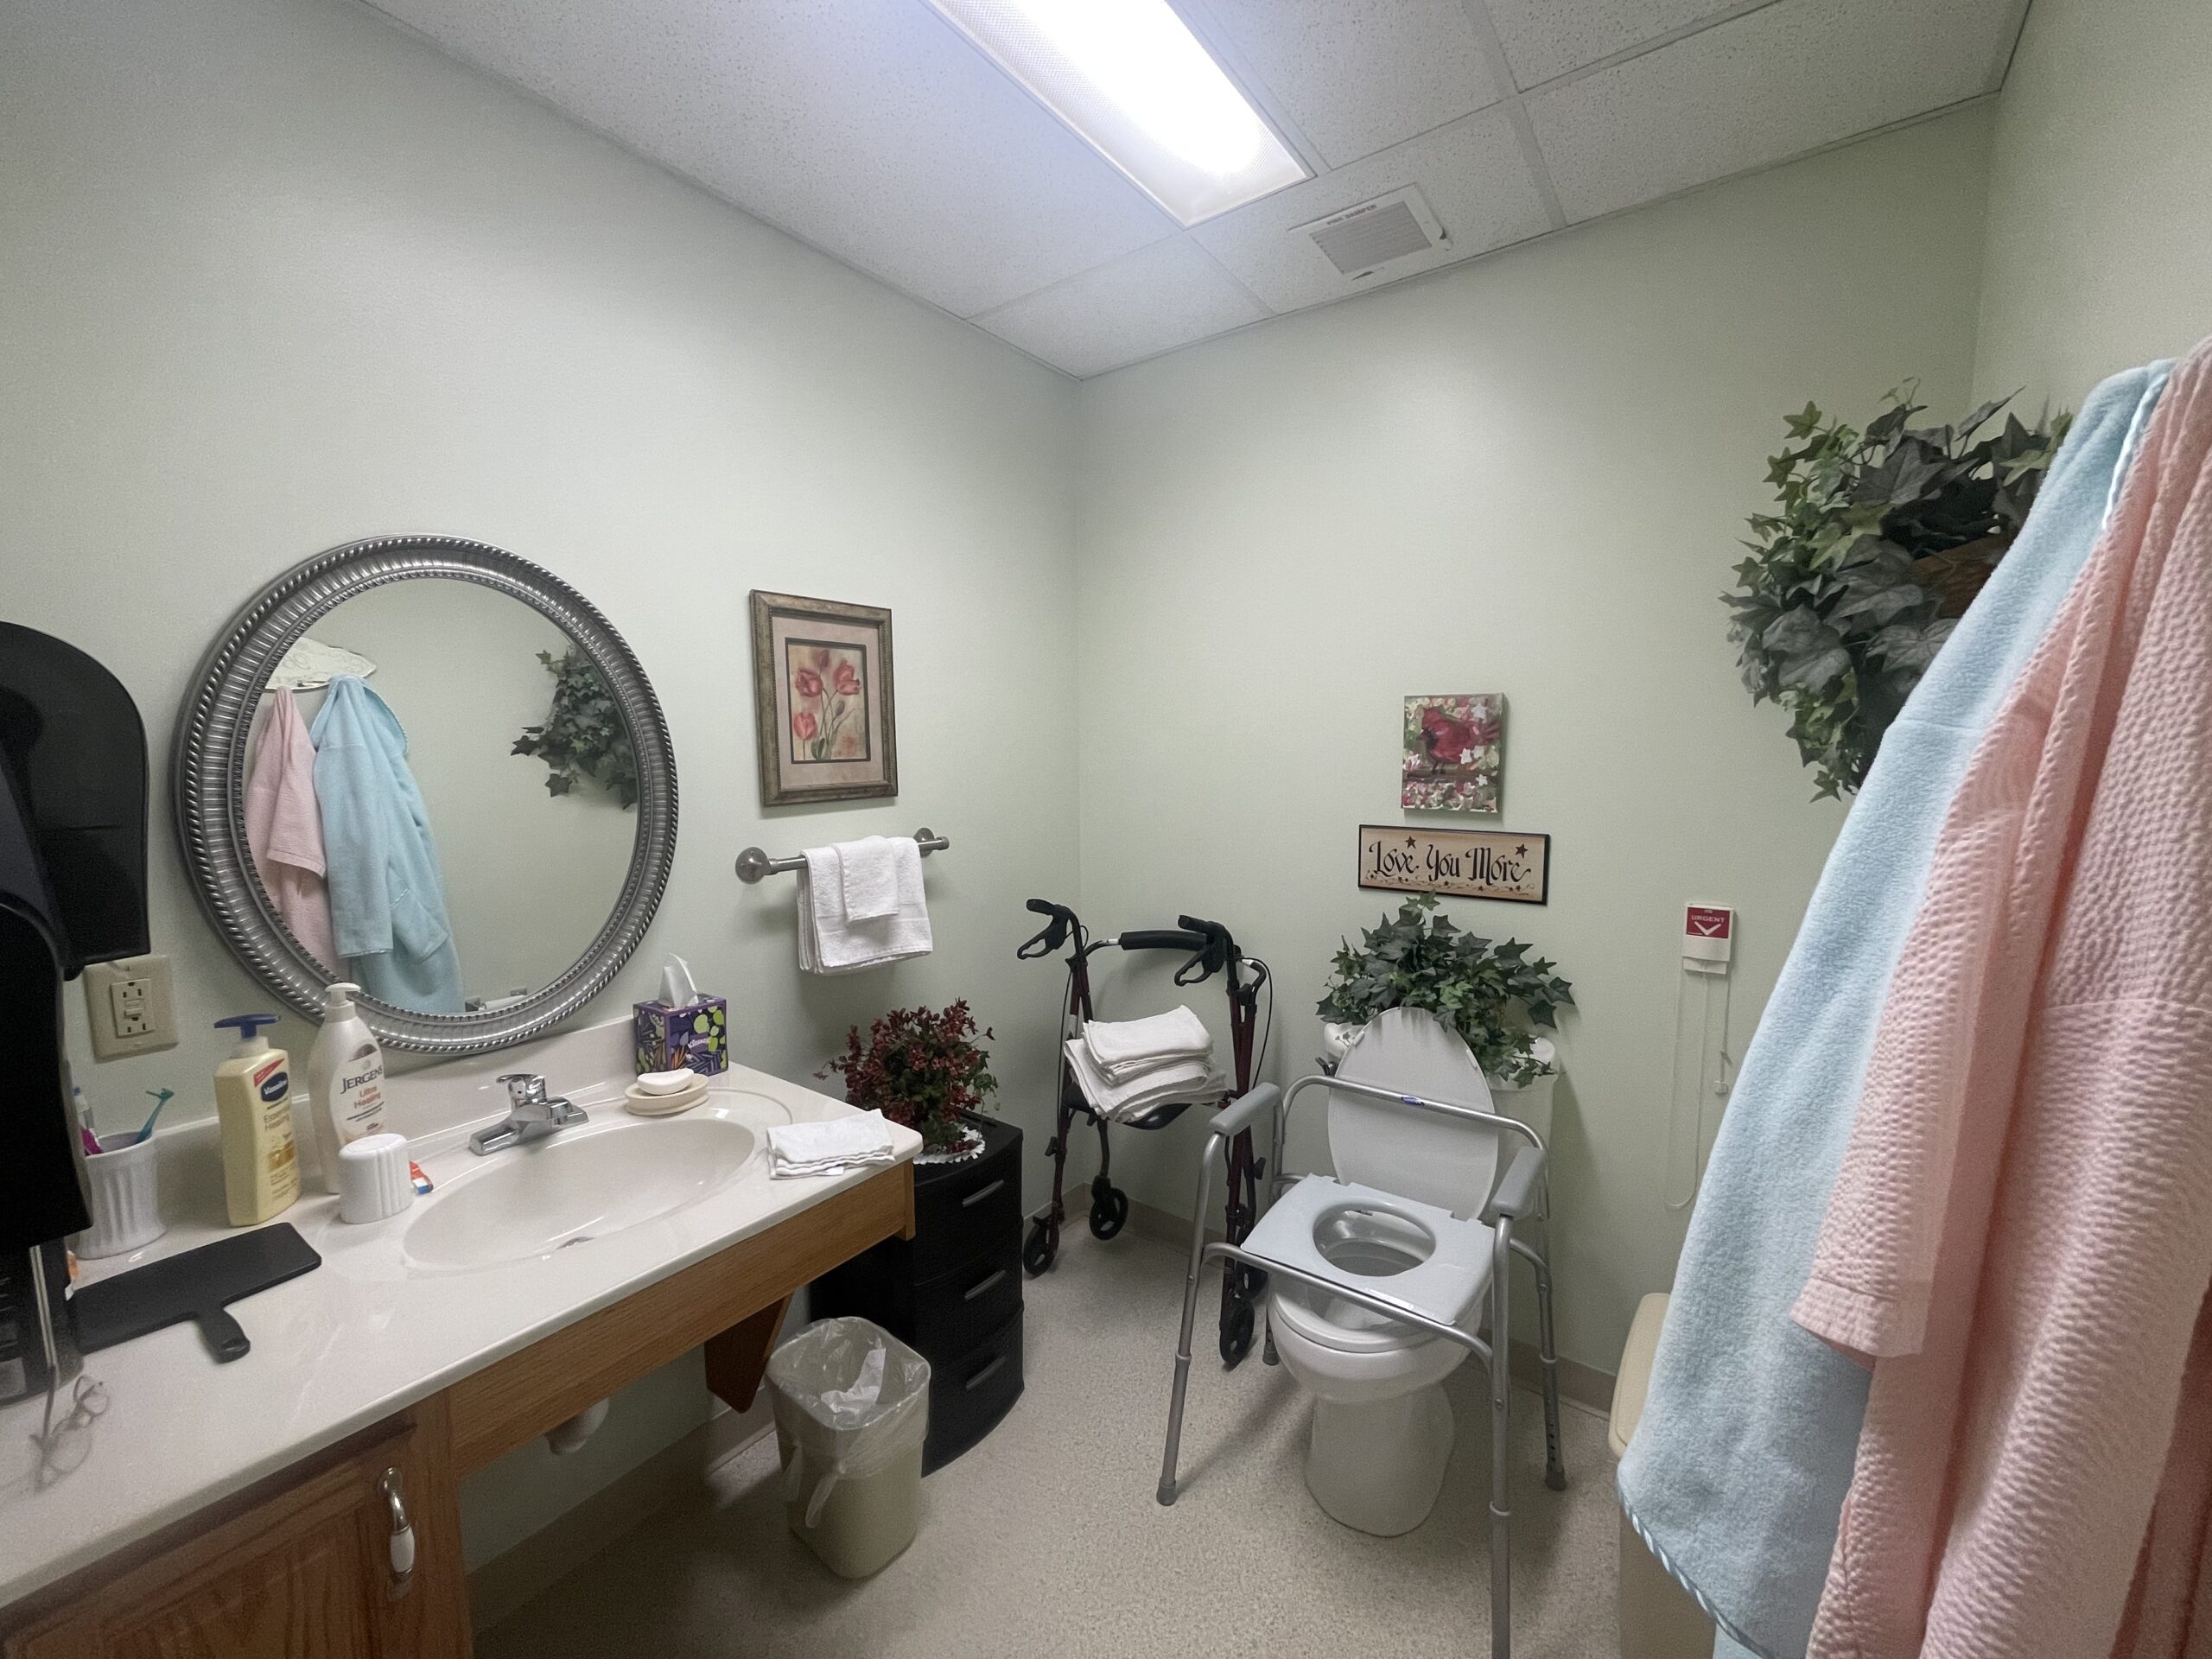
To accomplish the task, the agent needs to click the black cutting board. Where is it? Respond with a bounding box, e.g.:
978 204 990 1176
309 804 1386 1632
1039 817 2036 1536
73 1223 321 1363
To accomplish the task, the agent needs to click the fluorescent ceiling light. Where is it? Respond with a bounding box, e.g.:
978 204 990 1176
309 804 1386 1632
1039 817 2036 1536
923 0 1308 226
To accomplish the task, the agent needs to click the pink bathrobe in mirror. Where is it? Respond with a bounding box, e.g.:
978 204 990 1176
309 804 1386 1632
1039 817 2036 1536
245 687 339 971
1793 340 2212 1659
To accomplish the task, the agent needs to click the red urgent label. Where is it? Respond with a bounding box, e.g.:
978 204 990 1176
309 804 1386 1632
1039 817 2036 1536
1686 906 1732 939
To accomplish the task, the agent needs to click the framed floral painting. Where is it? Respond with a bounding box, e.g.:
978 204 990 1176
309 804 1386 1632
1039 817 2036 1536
1402 693 1504 813
749 591 898 806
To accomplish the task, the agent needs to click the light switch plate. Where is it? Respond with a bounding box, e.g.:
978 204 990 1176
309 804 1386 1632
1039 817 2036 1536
83 954 178 1059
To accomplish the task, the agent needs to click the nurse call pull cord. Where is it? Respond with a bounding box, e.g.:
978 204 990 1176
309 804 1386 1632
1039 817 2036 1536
1017 899 1274 1368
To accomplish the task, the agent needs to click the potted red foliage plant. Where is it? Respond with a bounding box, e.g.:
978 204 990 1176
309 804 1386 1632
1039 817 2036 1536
821 1001 998 1158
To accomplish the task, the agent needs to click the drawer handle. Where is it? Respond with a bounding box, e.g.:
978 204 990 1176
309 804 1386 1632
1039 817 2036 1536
963 1354 1008 1392
960 1178 1007 1209
378 1467 415 1602
963 1268 1007 1302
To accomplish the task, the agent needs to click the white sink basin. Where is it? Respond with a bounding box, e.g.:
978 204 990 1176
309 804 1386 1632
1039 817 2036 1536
402 1107 764 1274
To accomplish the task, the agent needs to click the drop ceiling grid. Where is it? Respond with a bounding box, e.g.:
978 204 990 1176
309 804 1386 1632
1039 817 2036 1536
362 0 2033 379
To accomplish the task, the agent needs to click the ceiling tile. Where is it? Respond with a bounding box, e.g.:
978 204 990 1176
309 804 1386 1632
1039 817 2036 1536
1485 0 1752 88
1526 0 2015 222
972 237 1268 378
367 0 1178 318
1196 0 1503 168
1191 107 1552 314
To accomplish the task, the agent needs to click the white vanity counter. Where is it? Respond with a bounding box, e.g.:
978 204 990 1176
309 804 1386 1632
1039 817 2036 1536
0 1025 918 1608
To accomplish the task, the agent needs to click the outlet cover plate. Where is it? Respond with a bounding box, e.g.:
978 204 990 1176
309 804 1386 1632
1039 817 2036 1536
84 954 179 1059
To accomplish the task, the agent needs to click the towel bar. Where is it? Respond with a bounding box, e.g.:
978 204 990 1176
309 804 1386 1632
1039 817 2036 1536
734 827 949 884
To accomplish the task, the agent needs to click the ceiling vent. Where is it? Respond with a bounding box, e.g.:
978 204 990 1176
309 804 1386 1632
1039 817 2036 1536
1298 187 1449 283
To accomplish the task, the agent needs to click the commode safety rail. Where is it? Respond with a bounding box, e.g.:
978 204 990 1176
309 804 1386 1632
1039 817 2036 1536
1157 1073 1568 1659
1016 899 1273 1369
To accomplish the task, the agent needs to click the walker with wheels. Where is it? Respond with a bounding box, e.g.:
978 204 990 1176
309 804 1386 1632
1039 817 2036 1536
1014 899 1273 1368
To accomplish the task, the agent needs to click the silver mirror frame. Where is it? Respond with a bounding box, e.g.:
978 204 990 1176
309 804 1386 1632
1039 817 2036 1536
174 534 677 1055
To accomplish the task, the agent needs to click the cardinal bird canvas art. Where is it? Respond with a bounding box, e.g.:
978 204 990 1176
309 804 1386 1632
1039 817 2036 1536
1403 693 1504 812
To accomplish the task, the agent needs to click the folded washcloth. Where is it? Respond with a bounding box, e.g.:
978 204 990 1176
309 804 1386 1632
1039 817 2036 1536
768 1110 898 1178
1081 1007 1214 1082
836 836 900 921
797 839 931 974
1064 1038 1224 1123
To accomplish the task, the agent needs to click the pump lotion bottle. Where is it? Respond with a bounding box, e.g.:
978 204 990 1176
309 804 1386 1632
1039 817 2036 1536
306 982 387 1193
213 1014 301 1225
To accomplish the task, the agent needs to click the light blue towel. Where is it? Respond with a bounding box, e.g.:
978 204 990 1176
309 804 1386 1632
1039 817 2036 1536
1617 360 2174 1659
309 675 465 1015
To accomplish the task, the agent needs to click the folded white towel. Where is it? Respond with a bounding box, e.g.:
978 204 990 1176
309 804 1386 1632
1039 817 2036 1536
1064 1039 1224 1123
797 840 931 975
769 1109 899 1177
1082 1007 1214 1082
837 836 901 921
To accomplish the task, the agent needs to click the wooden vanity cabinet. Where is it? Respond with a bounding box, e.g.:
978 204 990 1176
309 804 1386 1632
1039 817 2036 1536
2 1398 468 1659
3 1160 916 1659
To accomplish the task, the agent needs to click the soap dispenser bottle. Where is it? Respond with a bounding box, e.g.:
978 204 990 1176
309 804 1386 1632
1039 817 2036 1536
213 1014 300 1225
305 982 386 1194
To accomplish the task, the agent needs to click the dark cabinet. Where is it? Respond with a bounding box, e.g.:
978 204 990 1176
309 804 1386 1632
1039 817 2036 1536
811 1115 1023 1472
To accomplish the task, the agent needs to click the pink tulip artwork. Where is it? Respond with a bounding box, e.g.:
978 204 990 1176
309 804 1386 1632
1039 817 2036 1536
1402 693 1505 813
749 590 897 807
785 642 871 765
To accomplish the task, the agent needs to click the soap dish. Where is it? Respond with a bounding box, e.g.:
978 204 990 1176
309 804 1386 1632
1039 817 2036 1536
626 1077 709 1117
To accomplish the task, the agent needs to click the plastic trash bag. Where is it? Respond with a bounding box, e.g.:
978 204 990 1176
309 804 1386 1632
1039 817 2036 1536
767 1318 930 1527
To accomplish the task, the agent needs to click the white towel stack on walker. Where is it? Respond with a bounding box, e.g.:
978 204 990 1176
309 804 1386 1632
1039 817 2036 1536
796 836 932 973
1065 1007 1224 1122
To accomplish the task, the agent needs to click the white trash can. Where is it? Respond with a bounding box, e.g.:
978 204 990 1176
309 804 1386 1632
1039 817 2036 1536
766 1317 931 1579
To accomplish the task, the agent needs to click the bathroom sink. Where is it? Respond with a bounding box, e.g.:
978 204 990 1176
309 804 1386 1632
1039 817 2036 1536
402 1110 762 1273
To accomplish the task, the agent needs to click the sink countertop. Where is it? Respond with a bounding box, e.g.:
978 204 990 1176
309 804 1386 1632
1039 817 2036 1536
0 1027 918 1609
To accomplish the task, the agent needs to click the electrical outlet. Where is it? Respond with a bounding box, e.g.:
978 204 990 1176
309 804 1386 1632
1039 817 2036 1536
84 954 178 1059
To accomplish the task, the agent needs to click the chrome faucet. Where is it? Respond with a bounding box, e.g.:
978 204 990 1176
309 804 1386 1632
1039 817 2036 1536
467 1073 588 1156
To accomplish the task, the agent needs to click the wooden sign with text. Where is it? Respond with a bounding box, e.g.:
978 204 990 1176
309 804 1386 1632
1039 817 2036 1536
1357 825 1550 906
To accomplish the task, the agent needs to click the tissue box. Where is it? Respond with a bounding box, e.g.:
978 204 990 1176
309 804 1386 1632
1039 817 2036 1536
633 997 728 1077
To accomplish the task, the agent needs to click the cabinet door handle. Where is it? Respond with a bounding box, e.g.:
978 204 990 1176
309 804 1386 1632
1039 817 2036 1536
378 1467 416 1602
963 1268 1007 1302
963 1354 1007 1392
960 1178 1006 1209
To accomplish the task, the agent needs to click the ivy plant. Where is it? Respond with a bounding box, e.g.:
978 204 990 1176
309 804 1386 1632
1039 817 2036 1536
1317 894 1572 1086
512 648 639 809
1724 388 2069 798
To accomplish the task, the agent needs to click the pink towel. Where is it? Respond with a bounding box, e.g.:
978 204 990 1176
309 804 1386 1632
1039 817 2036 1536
245 688 338 969
1794 340 2212 1659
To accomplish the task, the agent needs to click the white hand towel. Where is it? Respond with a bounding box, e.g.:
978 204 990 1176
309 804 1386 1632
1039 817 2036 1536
837 836 901 921
1082 1007 1215 1081
1064 1039 1224 1123
795 841 932 975
769 1109 898 1177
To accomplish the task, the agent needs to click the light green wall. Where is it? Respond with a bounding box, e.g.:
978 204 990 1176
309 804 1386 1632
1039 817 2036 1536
1072 109 1997 1370
1972 0 2212 409
2 0 1077 1575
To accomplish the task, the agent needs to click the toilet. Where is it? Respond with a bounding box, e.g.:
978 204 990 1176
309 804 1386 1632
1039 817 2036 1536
1258 1008 1509 1536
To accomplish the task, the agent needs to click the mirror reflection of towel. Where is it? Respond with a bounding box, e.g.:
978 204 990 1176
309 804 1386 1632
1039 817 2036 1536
309 676 462 1014
245 689 338 969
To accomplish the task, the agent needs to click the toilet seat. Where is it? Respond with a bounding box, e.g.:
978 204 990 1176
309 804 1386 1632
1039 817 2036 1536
1243 1174 1494 1344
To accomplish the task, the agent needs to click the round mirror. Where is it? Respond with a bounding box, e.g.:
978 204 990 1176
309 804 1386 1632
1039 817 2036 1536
175 536 676 1053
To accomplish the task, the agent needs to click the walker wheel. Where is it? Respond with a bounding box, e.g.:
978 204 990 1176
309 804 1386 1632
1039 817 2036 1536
1088 1185 1128 1240
1219 1298 1255 1368
1022 1218 1058 1277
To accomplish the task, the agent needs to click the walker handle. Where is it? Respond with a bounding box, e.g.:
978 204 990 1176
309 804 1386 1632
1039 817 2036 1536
1119 929 1206 954
1018 899 1077 960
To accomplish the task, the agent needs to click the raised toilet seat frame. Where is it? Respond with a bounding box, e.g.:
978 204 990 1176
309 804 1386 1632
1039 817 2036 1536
1156 1074 1568 1659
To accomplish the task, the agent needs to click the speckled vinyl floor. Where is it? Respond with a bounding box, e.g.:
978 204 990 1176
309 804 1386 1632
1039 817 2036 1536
480 1230 1619 1659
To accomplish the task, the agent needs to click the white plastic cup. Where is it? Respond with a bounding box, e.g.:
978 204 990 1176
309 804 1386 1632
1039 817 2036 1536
77 1133 166 1259
337 1132 416 1225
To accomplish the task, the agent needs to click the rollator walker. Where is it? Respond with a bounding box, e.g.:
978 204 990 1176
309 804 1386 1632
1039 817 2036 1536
1156 1046 1568 1659
1016 899 1273 1368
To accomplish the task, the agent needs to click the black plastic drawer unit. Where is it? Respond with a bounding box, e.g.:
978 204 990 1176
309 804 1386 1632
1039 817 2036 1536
810 1115 1025 1473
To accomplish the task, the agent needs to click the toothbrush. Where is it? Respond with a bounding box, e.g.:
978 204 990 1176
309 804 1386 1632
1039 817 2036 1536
73 1084 102 1156
135 1088 175 1144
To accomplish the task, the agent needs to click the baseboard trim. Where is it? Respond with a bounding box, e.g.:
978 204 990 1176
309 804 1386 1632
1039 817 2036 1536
468 1406 772 1632
1117 1197 1614 1416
